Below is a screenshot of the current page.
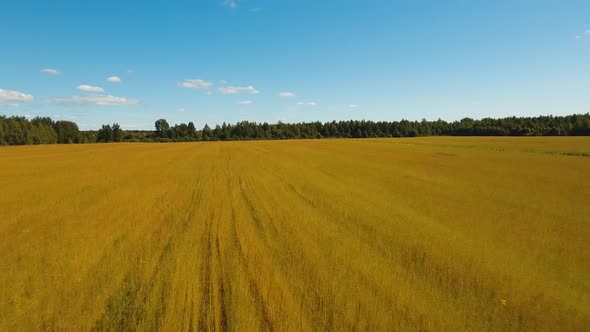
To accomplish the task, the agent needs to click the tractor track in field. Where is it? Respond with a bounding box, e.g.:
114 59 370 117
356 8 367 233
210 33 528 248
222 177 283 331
144 175 207 329
197 207 214 331
197 177 231 331
215 220 230 331
93 174 208 331
229 199 274 331
180 282 190 331
237 177 265 233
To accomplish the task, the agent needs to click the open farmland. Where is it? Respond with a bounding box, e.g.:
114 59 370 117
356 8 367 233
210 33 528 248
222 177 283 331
1 137 589 330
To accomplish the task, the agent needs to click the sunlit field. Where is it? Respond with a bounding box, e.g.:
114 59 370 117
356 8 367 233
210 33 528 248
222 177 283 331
1 137 589 330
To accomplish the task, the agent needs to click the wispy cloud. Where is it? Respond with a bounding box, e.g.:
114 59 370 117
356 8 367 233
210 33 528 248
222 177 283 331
0 88 34 103
249 8 262 12
42 68 61 76
349 104 358 108
0 103 20 108
238 100 253 105
279 92 296 97
218 85 260 95
77 85 104 92
297 101 317 106
47 95 139 106
178 79 214 90
224 0 237 8
575 29 590 39
127 69 135 74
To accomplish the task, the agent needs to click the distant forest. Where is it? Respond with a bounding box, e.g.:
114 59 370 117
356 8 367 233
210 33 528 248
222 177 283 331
1 113 589 145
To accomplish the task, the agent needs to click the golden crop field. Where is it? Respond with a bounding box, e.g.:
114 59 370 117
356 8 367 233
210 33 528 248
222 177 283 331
1 137 589 331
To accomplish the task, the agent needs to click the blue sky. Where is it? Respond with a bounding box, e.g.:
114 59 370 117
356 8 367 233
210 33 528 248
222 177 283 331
1 0 589 130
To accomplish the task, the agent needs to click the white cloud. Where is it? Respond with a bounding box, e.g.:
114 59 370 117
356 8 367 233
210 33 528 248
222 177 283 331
238 100 253 105
575 29 590 39
0 88 34 102
178 79 214 90
127 69 135 74
0 103 21 108
279 92 296 97
349 104 358 108
224 0 237 8
107 76 122 83
42 68 61 75
47 95 139 106
219 80 227 84
296 101 317 107
218 85 259 95
77 85 104 92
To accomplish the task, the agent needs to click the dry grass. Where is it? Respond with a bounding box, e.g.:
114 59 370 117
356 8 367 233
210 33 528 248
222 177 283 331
1 137 589 330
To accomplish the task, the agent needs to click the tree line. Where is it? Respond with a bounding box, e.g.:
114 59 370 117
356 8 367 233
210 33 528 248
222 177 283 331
1 113 589 145
0 116 95 145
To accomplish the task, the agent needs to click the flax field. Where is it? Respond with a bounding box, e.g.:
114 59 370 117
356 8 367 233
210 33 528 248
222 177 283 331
1 137 589 331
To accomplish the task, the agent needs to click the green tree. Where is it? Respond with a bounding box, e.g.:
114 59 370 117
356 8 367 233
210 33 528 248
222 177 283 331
155 119 170 138
112 123 123 142
97 124 114 142
202 124 212 141
188 122 197 139
53 121 79 143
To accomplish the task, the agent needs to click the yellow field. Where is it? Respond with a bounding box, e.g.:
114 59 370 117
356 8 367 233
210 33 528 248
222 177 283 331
1 137 589 331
